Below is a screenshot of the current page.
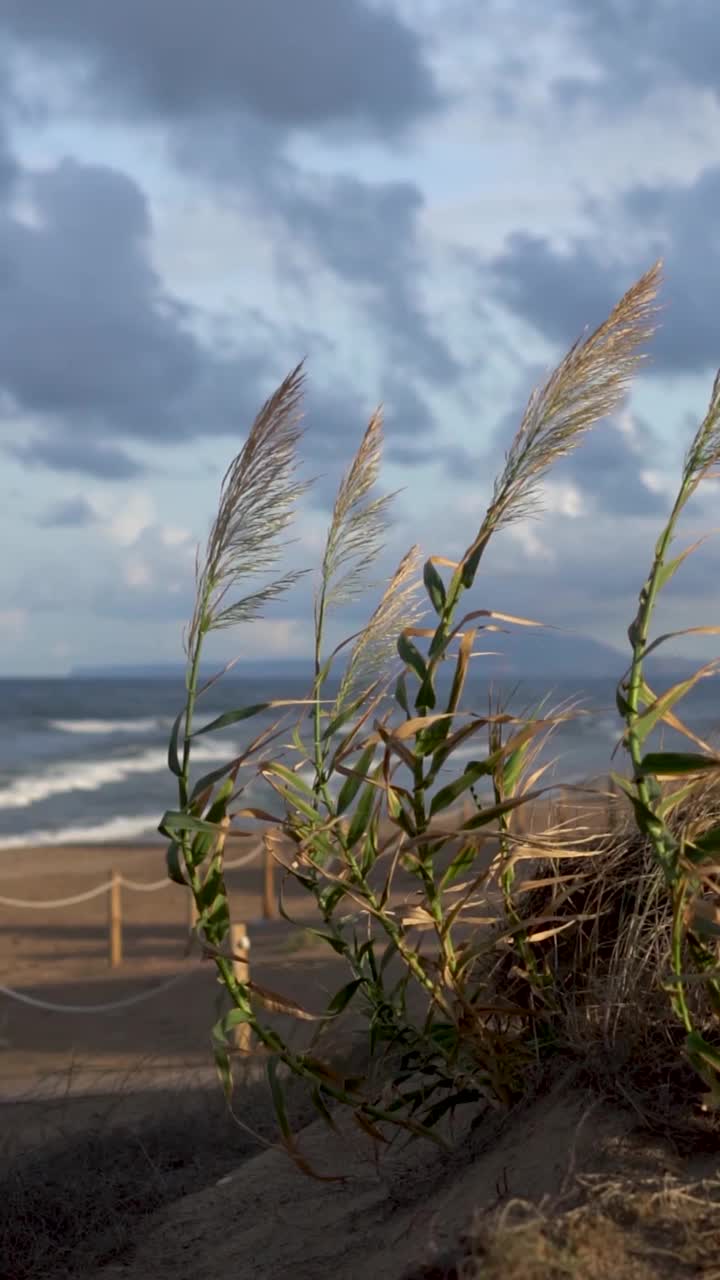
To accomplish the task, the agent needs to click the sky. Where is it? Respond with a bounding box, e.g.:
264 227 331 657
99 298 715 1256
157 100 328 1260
2 0 720 675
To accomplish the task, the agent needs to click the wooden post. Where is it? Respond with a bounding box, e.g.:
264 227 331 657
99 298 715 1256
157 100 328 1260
230 922 252 1054
262 835 276 920
109 868 122 968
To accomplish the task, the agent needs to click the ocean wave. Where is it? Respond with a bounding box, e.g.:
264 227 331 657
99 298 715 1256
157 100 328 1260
49 708 235 736
50 717 167 735
0 742 234 812
0 813 163 850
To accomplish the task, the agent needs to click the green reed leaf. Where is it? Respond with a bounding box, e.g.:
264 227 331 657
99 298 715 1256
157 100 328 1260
415 672 437 712
302 928 346 956
687 825 720 856
311 1086 337 1131
630 668 718 746
638 751 720 777
159 810 221 839
686 1030 720 1073
347 774 378 847
190 757 240 804
440 841 478 888
264 761 316 796
422 1087 482 1131
395 673 410 714
166 840 187 886
336 742 377 815
267 1057 293 1143
193 703 271 736
416 714 453 758
327 978 364 1015
460 791 541 830
397 633 427 683
323 690 369 742
168 710 184 778
430 758 494 818
319 884 348 914
423 559 447 614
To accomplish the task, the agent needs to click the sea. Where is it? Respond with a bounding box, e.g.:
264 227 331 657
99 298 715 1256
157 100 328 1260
0 672 719 852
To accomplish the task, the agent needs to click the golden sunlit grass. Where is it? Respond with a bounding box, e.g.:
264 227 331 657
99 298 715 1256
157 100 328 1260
160 258 720 1167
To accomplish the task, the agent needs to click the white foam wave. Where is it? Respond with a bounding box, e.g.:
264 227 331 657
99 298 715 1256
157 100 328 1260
0 813 163 850
50 718 166 735
49 705 255 737
0 742 233 812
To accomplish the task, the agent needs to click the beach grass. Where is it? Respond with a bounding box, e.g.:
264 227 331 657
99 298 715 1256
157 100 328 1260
158 257 720 1162
9 257 720 1277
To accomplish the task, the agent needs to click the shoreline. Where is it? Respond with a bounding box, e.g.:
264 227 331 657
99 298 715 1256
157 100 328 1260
0 770 619 862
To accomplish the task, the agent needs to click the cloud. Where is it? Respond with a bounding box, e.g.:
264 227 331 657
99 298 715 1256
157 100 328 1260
0 127 16 200
0 0 443 135
2 152 415 477
271 174 460 385
553 1 720 111
0 158 224 454
100 492 156 547
488 163 720 378
0 125 451 484
13 435 143 479
38 496 98 527
0 3 460 417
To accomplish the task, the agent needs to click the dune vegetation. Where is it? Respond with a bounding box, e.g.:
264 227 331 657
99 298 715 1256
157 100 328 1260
160 258 720 1169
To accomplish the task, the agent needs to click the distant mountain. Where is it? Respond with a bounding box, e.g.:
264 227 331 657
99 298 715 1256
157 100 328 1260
475 628 699 681
69 631 702 682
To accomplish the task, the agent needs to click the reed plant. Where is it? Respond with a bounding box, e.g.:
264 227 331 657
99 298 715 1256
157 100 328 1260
161 258 720 1159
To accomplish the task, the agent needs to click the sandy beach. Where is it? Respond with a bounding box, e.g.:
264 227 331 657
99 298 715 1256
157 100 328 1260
0 839 357 1100
9 783 697 1280
2 797 718 1279
0 780 618 1110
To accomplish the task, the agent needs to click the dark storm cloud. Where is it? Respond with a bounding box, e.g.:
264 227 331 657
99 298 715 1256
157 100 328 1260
273 174 460 385
12 434 143 480
0 0 443 134
0 154 412 477
38 496 98 527
0 1 458 397
0 159 220 443
0 129 16 199
553 0 720 110
0 4 453 478
489 163 720 377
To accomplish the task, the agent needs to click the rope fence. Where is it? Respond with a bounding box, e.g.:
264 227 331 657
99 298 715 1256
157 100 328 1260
0 841 275 999
0 845 263 909
0 967 200 1014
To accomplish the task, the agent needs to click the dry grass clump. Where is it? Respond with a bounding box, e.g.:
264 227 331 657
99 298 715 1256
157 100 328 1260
402 1148 720 1280
462 1166 720 1280
482 776 720 1124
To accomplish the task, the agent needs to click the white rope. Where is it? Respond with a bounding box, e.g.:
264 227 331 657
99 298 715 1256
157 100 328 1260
0 847 262 908
0 967 202 1013
116 876 170 892
0 882 113 908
